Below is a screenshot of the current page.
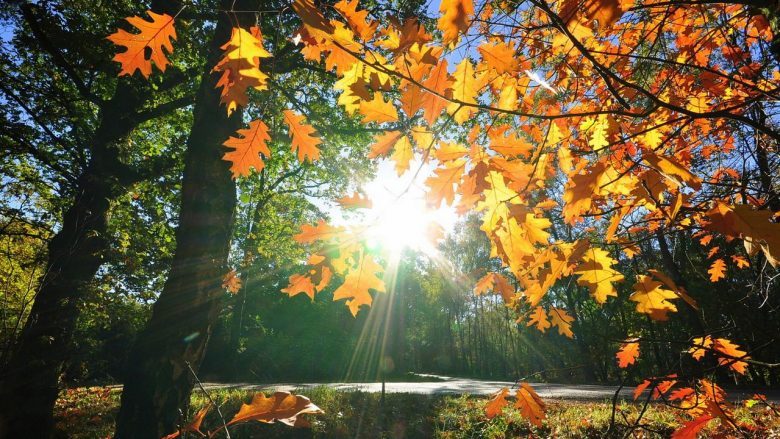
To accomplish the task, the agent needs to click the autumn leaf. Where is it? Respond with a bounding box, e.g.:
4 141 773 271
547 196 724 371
333 252 386 316
222 119 271 178
162 403 211 439
426 159 466 207
549 307 574 338
713 338 750 374
294 220 344 244
334 0 377 41
358 94 399 123
227 391 323 426
367 131 404 158
515 383 546 426
478 39 519 75
437 0 474 45
420 61 453 126
447 59 484 124
574 247 624 303
527 306 551 333
212 27 271 115
281 273 316 300
107 11 176 78
671 415 714 439
616 339 640 368
283 110 322 162
707 258 726 282
485 388 509 419
630 275 678 320
222 270 242 294
474 272 515 303
705 203 780 267
338 192 372 209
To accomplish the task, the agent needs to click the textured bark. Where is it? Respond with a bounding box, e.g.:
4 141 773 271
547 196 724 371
0 15 166 435
113 3 250 436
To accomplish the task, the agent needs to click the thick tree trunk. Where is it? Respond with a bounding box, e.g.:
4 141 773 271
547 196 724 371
114 5 247 437
0 61 157 439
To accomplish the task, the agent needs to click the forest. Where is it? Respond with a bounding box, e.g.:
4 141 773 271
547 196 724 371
1 0 779 437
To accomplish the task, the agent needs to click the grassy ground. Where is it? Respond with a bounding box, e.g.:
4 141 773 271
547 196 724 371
55 385 779 438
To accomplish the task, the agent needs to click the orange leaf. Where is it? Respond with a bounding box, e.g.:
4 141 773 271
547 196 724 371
281 273 316 300
162 403 211 439
474 272 515 303
616 339 640 368
630 275 678 321
358 94 399 123
478 39 519 74
222 119 271 178
514 383 546 426
294 220 343 244
420 61 453 126
283 110 321 162
438 0 474 45
671 415 714 439
367 131 404 158
222 270 242 294
227 391 323 426
426 160 466 207
713 338 749 374
338 192 372 209
107 11 176 78
485 388 509 419
707 258 726 282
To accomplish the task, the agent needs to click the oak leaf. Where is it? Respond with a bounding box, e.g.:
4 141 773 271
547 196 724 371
333 252 386 316
222 119 271 178
222 270 242 294
527 306 551 333
474 272 515 303
438 0 474 45
671 415 714 439
549 307 574 338
616 339 640 368
358 94 399 123
485 388 510 419
227 391 323 426
515 383 546 426
574 247 624 303
630 275 678 320
338 192 372 209
213 27 270 115
283 110 321 162
107 11 176 78
707 258 726 282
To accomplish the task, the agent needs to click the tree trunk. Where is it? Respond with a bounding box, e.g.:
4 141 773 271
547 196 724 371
114 5 245 437
0 7 173 432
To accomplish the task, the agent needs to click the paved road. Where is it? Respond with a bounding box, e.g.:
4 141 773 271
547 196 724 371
198 375 780 402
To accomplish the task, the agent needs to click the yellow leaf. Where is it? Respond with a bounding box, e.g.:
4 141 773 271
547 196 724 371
333 252 386 316
573 247 624 304
630 275 678 320
527 306 551 333
549 307 574 338
358 94 399 123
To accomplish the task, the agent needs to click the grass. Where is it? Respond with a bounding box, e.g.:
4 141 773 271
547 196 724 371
55 385 780 438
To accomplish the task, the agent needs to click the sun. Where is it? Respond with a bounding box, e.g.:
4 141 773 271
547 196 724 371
357 159 458 257
365 196 438 255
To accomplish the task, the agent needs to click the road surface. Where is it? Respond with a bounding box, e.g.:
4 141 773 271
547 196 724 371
197 375 780 402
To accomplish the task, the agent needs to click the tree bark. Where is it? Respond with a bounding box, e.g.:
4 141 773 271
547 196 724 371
114 3 247 436
0 3 179 434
